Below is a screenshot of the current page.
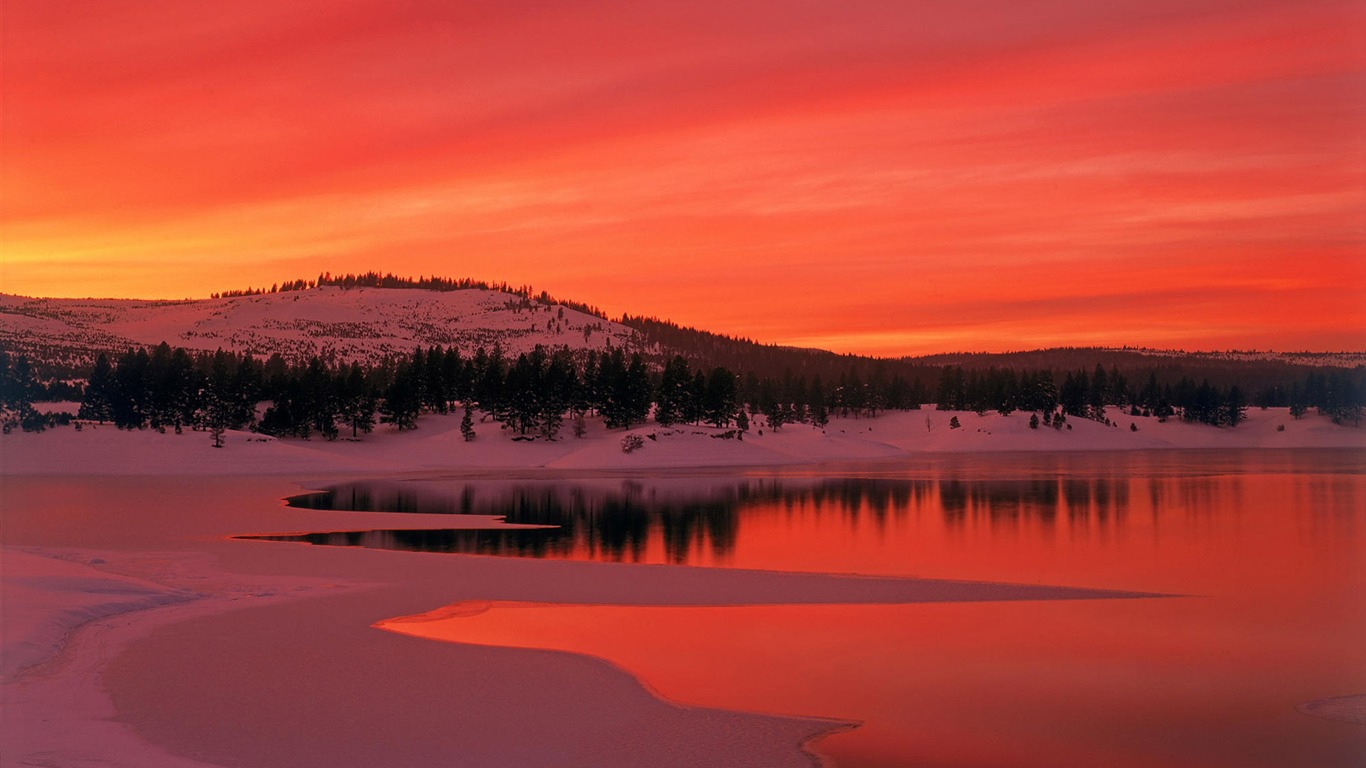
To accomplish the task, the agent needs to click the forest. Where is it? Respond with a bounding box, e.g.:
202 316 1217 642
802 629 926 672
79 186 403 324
1 343 1361 438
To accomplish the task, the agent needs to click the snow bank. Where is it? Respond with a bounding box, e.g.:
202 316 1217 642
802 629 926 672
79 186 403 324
1 550 194 679
4 407 1361 477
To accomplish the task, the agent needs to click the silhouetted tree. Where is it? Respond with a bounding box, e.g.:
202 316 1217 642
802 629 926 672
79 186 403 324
78 354 115 424
703 367 738 428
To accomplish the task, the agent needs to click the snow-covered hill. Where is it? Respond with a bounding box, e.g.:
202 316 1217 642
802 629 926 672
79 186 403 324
0 287 648 368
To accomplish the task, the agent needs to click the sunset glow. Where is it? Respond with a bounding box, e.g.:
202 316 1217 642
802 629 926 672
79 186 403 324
3 0 1363 355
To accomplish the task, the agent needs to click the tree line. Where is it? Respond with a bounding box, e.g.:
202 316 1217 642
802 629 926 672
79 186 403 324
931 363 1361 427
55 343 919 441
210 271 609 320
2 344 1361 437
0 351 73 432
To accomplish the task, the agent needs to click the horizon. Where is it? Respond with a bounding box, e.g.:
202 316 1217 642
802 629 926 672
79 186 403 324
6 277 1363 360
4 1 1364 356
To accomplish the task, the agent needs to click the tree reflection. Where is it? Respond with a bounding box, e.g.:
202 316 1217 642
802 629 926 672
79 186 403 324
265 474 1143 563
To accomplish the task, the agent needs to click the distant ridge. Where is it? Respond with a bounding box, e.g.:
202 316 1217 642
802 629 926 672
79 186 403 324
910 347 1366 371
1 276 1361 399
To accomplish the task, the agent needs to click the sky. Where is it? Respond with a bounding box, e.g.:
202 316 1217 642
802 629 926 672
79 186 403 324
3 0 1363 356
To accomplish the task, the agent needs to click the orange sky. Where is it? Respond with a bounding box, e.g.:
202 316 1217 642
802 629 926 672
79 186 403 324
3 0 1363 356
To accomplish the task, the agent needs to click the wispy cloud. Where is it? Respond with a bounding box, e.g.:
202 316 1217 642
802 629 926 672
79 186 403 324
3 0 1361 352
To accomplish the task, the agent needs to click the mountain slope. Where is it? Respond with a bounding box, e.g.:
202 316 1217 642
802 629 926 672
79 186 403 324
1 285 1360 393
0 287 644 370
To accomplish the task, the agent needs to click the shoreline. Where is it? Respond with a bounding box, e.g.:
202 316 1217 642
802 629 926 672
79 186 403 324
7 544 1153 768
3 418 1361 768
3 406 1361 478
2 468 1167 768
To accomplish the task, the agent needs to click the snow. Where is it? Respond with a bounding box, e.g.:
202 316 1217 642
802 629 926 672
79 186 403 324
0 286 645 366
4 406 1361 477
0 550 194 679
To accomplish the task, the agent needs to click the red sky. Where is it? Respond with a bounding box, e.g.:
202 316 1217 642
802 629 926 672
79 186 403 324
3 0 1363 356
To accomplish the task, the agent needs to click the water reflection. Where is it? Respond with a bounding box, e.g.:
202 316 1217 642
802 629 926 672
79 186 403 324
259 468 1202 566
248 452 1366 768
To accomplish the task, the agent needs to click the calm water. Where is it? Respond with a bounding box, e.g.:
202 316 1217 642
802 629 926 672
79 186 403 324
260 450 1366 767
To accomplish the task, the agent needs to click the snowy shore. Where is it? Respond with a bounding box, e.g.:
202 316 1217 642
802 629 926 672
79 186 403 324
1 408 1360 767
4 405 1361 477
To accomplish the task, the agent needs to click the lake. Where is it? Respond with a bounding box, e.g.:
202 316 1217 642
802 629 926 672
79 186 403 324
259 450 1366 767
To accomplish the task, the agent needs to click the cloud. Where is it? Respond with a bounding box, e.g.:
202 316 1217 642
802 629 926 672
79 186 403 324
3 0 1362 352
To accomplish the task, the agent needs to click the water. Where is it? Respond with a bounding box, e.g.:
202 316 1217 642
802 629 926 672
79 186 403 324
260 450 1366 767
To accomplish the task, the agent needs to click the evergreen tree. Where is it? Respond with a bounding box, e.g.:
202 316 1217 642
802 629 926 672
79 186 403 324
1324 374 1362 426
622 353 652 428
1060 370 1088 418
258 379 307 437
339 364 376 437
1089 364 1108 420
301 357 339 440
78 354 115 424
935 366 966 411
461 404 476 441
1183 380 1221 425
230 354 263 428
654 355 692 426
379 364 421 431
685 370 707 425
1139 372 1162 411
1223 385 1247 427
539 348 577 439
203 380 235 447
808 376 829 428
702 367 738 428
112 348 151 428
473 346 505 414
441 347 466 409
596 350 650 428
422 346 449 413
0 352 42 432
576 352 600 417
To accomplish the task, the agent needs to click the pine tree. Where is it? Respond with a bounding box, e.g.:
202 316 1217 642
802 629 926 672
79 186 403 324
474 346 505 415
379 364 421 431
1223 385 1247 427
686 370 707 425
539 349 576 439
339 364 376 437
935 366 966 411
112 348 151 428
79 354 115 424
654 355 692 426
703 367 738 428
622 353 652 428
809 376 829 428
1060 370 1088 419
461 404 476 441
593 350 624 426
301 358 339 440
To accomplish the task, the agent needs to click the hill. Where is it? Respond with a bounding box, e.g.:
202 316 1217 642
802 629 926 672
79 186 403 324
1 280 1361 401
0 287 643 374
